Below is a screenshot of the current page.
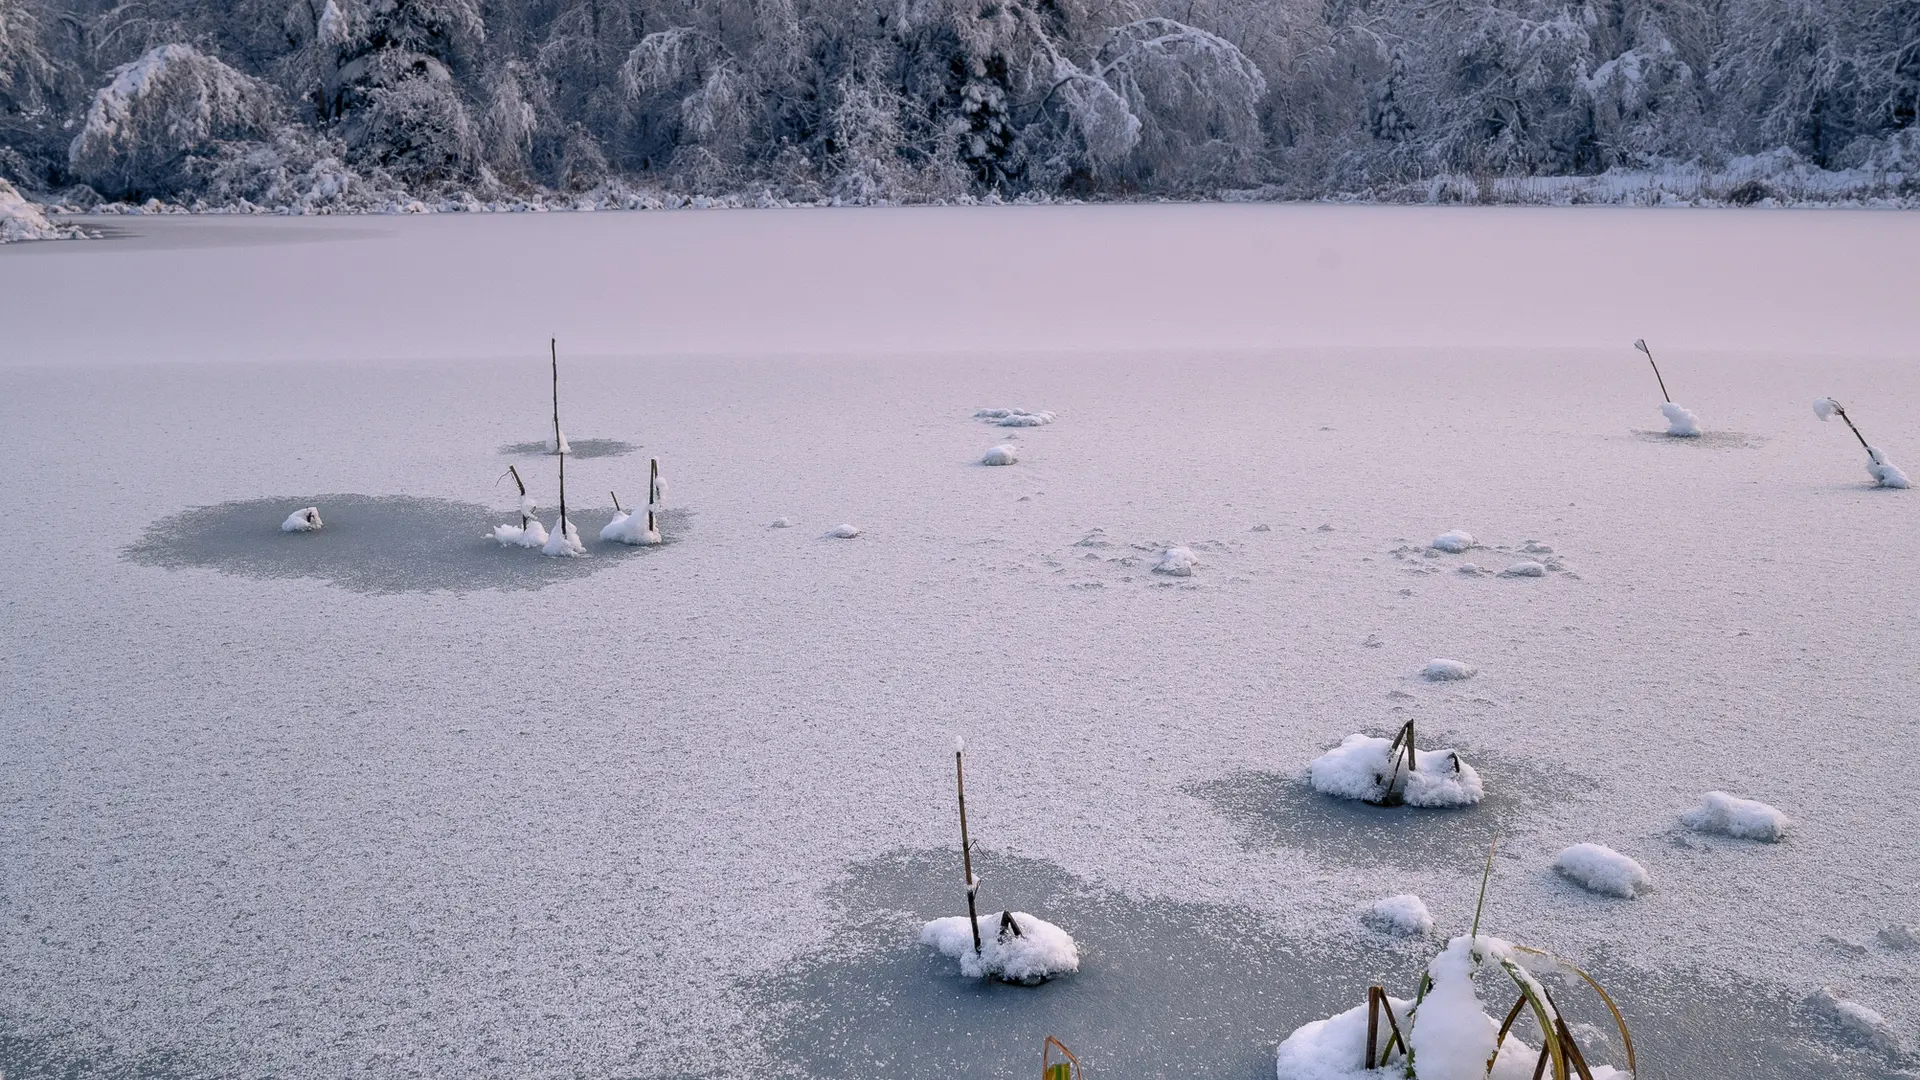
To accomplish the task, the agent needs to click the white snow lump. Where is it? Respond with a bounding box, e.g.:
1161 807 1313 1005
1553 843 1651 898
920 911 1078 985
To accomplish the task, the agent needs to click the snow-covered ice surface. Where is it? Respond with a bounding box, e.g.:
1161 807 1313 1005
2 206 1919 1080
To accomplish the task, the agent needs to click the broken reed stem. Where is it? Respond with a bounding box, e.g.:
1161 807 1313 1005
1830 400 1873 452
649 457 659 507
1634 339 1671 403
1470 835 1498 942
955 746 982 955
611 491 624 514
504 465 529 526
552 338 567 530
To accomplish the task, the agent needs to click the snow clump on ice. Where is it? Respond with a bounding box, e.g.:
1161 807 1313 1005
600 509 660 546
1309 734 1485 807
1681 791 1790 841
540 514 586 557
1423 658 1475 681
1808 987 1906 1059
980 444 1019 466
1362 894 1434 937
1660 401 1700 437
1814 397 1840 421
1499 561 1546 577
545 428 571 455
280 507 322 532
826 524 861 539
489 518 548 548
770 517 792 528
1430 530 1475 553
920 911 1078 985
974 408 1054 427
1866 447 1910 488
1152 546 1197 576
1553 843 1651 898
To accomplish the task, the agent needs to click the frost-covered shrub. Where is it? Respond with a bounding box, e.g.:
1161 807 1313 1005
354 69 479 184
68 44 278 198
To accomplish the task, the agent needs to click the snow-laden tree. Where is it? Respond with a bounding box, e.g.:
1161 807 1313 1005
307 0 485 183
68 43 280 197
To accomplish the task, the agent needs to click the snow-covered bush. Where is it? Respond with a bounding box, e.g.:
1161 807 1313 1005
1309 731 1484 807
1553 843 1651 899
0 176 80 241
1681 791 1789 841
920 910 1079 985
980 444 1018 466
68 44 279 199
280 506 323 532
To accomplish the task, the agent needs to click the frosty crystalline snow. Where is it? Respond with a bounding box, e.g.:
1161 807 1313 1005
1361 894 1433 937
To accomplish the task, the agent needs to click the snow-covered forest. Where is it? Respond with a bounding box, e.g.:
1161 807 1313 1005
1 0 1917 210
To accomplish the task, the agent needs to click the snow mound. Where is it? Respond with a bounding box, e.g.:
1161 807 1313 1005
1153 546 1198 576
1681 791 1789 841
1808 987 1905 1059
770 517 792 528
1423 658 1475 681
920 911 1078 984
1660 401 1700 437
1867 447 1909 489
67 44 277 198
280 507 322 533
1814 397 1839 421
599 510 660 546
1308 733 1484 807
540 515 586 558
1430 530 1475 553
1499 561 1546 578
488 517 548 548
826 524 860 539
1553 843 1651 898
981 444 1019 466
0 179 83 243
1362 894 1433 937
1274 995 1415 1079
974 408 1054 427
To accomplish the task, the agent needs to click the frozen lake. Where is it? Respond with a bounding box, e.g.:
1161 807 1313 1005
2 206 1917 1079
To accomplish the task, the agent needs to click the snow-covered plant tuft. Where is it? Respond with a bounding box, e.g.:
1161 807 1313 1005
540 512 585 557
280 506 323 532
1814 397 1908 488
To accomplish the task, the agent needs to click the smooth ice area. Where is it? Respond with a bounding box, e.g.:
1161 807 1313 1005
3 207 1918 1080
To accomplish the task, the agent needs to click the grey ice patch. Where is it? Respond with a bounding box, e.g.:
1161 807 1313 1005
1630 429 1769 449
734 850 1896 1080
125 494 688 594
498 438 638 459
